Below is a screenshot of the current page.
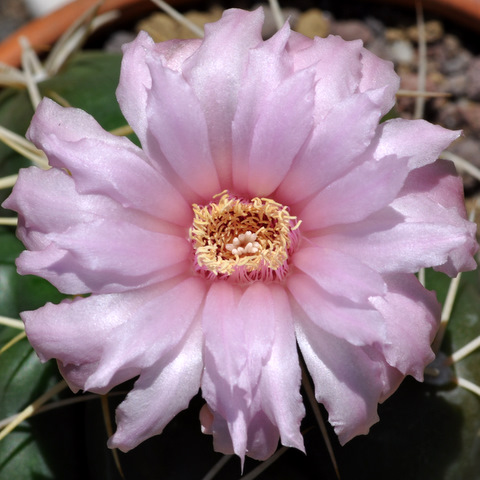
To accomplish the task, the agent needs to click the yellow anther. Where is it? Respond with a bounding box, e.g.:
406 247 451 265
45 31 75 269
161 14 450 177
189 192 300 280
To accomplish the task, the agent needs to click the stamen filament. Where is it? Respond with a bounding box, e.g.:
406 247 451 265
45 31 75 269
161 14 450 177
190 192 300 282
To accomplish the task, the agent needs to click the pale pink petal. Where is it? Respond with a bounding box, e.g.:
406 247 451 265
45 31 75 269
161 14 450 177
116 31 154 147
256 285 305 452
314 209 475 276
182 8 264 183
201 283 249 458
400 159 468 212
373 118 461 169
207 407 280 461
299 156 409 230
276 91 385 204
286 29 314 52
242 411 281 461
314 160 477 276
201 282 278 460
359 343 405 403
231 23 314 196
23 277 206 393
243 68 315 197
108 322 203 452
370 273 440 380
154 38 202 72
207 285 305 460
290 35 364 116
26 98 192 225
230 21 297 193
294 314 382 444
289 35 398 117
202 284 303 460
359 48 399 115
6 167 190 294
293 246 386 303
117 32 201 147
145 55 220 199
288 273 386 347
392 160 478 275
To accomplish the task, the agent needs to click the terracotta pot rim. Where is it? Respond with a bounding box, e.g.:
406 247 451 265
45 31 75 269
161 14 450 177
0 0 479 67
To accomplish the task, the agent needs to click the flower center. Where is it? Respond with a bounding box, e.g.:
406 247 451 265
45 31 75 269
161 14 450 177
189 191 301 282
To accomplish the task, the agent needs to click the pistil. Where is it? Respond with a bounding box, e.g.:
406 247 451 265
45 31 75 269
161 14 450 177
189 191 300 282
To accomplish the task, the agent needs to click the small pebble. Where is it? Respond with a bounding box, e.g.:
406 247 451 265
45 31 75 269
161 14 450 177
458 99 480 136
388 39 415 65
329 19 373 44
466 57 480 101
442 73 467 98
407 20 444 43
437 101 465 130
442 50 473 75
295 8 330 38
385 27 406 42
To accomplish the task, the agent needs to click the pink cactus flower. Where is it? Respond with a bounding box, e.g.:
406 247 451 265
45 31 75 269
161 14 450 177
3 8 477 461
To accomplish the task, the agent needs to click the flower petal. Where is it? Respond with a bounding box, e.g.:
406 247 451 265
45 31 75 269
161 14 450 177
294 314 383 444
314 160 477 276
290 35 364 116
117 32 201 148
145 53 221 199
373 118 461 170
182 8 264 183
244 69 315 197
201 282 278 459
299 156 409 230
231 23 314 196
256 285 305 452
6 167 191 294
202 284 304 460
370 273 440 380
26 98 191 225
392 160 478 275
293 246 386 303
23 276 206 393
108 322 203 452
288 273 386 347
276 91 384 204
358 48 399 115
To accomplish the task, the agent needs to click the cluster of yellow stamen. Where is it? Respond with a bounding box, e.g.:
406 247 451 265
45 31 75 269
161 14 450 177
189 191 301 282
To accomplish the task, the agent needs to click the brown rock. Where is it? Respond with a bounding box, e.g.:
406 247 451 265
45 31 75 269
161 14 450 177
458 100 480 136
329 20 373 44
466 57 480 101
437 101 465 130
385 27 406 42
295 8 330 39
407 20 444 43
442 73 467 98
